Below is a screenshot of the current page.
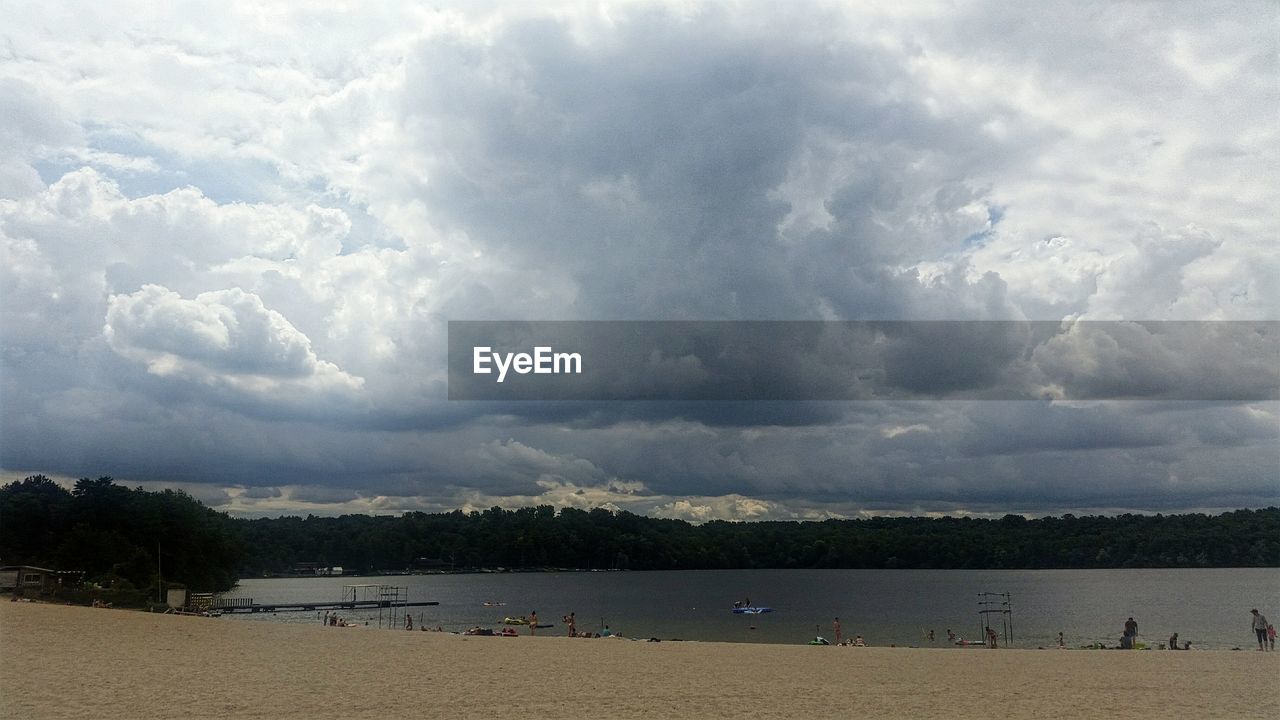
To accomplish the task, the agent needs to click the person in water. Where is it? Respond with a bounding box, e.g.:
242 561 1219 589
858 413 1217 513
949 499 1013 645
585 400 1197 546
530 610 538 636
833 617 842 645
946 628 956 643
1169 632 1178 650
1057 631 1065 648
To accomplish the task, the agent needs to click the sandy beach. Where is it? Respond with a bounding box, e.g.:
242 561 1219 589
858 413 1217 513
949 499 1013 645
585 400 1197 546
2 601 1277 720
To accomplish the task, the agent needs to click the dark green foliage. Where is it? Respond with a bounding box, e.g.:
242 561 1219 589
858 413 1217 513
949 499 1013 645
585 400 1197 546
233 504 1280 575
0 475 243 594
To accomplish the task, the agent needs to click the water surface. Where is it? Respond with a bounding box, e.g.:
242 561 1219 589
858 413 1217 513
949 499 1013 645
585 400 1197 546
223 568 1280 649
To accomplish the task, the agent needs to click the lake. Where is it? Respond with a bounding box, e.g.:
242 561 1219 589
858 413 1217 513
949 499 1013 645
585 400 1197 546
221 568 1280 649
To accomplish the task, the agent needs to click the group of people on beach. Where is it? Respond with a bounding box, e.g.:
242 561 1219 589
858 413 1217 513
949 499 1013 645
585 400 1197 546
1113 609 1276 651
322 611 352 627
829 618 864 646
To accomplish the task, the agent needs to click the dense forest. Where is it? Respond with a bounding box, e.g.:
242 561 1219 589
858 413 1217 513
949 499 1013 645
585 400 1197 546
2 476 1278 603
0 476 243 600
238 504 1280 573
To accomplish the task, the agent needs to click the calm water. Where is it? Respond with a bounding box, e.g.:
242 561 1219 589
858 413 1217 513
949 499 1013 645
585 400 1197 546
222 568 1280 649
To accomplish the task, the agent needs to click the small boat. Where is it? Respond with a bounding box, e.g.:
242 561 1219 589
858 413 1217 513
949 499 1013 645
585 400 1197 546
732 607 774 614
483 601 507 607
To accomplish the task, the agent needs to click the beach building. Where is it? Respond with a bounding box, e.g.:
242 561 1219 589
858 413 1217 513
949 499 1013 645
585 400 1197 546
0 565 62 596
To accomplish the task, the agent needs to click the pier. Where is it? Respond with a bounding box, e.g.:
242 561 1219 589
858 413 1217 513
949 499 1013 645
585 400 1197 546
210 599 439 614
200 584 437 623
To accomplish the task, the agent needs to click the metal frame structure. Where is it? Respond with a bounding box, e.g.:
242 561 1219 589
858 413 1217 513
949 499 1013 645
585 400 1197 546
977 591 1013 647
342 584 409 629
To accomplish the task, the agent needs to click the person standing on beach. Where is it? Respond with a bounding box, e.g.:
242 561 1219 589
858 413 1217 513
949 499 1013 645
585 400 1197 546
567 612 576 637
530 610 538 636
833 617 842 645
1057 632 1065 649
1267 623 1275 651
986 626 998 649
1124 617 1138 648
1250 609 1268 651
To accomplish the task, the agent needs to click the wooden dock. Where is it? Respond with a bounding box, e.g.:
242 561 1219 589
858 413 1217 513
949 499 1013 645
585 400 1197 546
211 599 439 614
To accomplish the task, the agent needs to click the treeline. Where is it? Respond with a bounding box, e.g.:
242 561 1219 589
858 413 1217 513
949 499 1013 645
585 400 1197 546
2 476 1278 595
0 476 242 598
237 505 1280 574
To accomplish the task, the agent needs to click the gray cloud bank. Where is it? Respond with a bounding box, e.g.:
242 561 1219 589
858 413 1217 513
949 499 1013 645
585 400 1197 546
0 2 1276 520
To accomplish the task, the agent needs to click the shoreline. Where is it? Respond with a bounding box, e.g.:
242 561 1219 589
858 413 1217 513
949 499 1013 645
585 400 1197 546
4 600 1278 719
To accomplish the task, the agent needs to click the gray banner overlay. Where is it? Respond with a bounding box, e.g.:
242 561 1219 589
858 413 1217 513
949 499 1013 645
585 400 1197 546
448 321 1278 401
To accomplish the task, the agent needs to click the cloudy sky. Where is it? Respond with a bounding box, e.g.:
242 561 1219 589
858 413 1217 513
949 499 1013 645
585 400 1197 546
1 1 1276 520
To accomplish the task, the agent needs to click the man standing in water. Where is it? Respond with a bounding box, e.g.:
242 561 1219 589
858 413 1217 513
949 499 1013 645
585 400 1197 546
833 617 842 645
530 610 538 636
1250 609 1268 651
1124 617 1138 648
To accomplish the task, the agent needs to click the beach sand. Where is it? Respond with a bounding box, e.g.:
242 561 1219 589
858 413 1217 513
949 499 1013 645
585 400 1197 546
2 601 1276 719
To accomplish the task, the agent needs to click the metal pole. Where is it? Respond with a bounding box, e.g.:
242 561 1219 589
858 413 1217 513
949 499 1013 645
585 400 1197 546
1006 593 1014 644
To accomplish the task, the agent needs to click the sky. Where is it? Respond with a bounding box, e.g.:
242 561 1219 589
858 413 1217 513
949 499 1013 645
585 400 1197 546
0 1 1276 520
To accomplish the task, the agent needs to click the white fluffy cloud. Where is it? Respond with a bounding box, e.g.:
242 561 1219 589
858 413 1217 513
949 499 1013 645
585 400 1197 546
104 284 362 395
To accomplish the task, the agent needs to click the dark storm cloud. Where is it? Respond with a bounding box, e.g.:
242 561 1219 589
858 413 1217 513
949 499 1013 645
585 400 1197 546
401 5 1017 323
